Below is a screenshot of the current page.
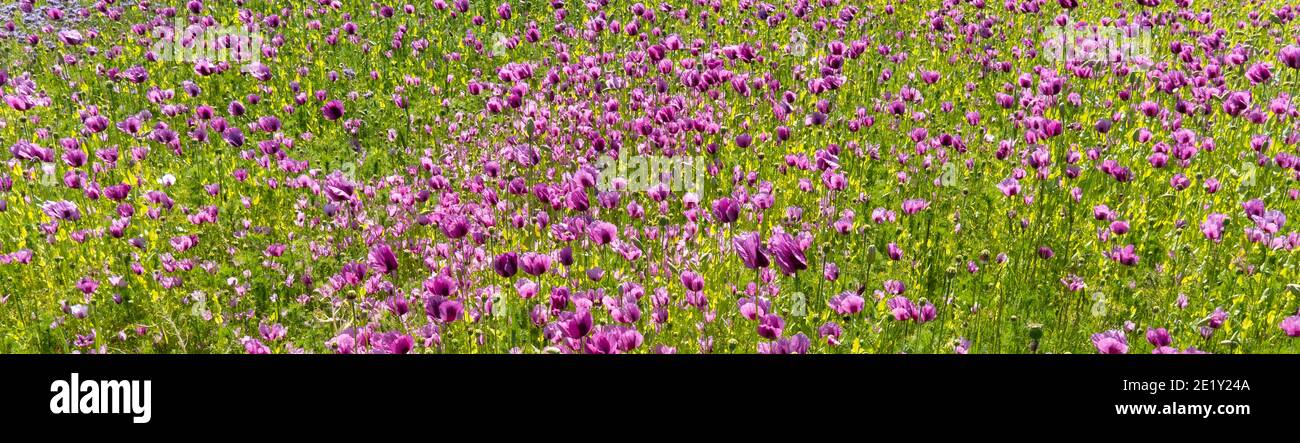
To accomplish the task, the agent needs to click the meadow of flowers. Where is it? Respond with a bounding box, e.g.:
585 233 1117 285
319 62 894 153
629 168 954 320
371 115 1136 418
2 0 1300 354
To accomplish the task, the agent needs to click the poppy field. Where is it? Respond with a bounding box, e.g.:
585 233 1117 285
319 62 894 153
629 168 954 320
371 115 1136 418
2 0 1300 354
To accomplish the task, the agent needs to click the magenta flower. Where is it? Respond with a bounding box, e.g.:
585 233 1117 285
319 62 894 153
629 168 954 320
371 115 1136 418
1281 45 1300 70
587 221 617 245
1145 328 1171 347
901 199 930 215
1281 316 1300 337
711 197 740 224
767 232 808 275
43 201 81 221
321 100 345 120
1110 244 1139 266
757 313 785 339
259 323 287 342
1201 213 1227 242
241 337 271 354
758 333 810 354
493 252 518 278
1091 330 1128 354
520 252 551 276
369 243 399 274
732 232 770 270
560 310 594 339
829 291 865 316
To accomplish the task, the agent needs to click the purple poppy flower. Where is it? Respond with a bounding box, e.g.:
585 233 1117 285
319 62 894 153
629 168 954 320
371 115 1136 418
587 221 617 245
1246 63 1272 84
493 252 518 278
757 313 785 339
556 247 574 267
1281 45 1300 70
324 174 355 202
369 243 399 274
758 333 810 354
1145 328 1171 347
388 334 414 354
732 232 769 269
1281 316 1300 337
735 133 752 148
440 214 470 239
997 178 1020 197
1222 91 1250 117
1208 307 1228 329
520 252 551 276
104 183 132 201
1111 244 1139 266
711 197 740 224
57 30 83 45
260 323 287 342
241 337 270 354
767 232 808 275
76 278 98 295
424 275 457 297
43 201 81 221
1201 213 1227 242
829 291 865 316
221 127 245 147
321 100 345 120
902 199 929 215
887 243 903 260
436 299 463 323
560 310 594 339
1091 330 1128 354
680 270 704 292
819 322 843 345
84 115 109 133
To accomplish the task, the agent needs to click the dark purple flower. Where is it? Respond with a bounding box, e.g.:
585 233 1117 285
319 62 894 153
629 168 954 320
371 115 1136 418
321 100 345 121
369 243 399 274
1281 45 1300 70
757 313 785 339
680 270 704 292
768 232 808 275
712 197 740 223
561 310 593 338
436 299 463 322
104 183 132 201
1222 91 1250 117
1145 328 1171 347
732 232 769 269
440 214 470 239
735 133 752 148
221 127 245 147
493 252 518 277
